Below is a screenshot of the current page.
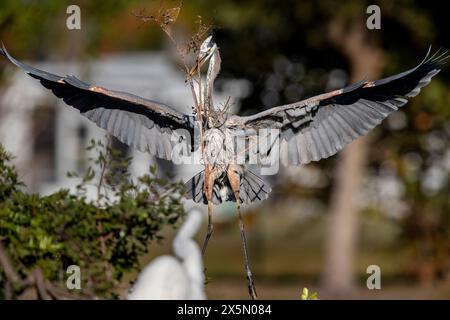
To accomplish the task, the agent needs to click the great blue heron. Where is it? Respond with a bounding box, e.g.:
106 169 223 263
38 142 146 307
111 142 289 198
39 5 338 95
128 208 205 300
0 39 447 299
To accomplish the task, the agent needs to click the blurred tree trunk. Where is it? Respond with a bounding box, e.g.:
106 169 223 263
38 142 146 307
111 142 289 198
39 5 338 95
322 18 385 294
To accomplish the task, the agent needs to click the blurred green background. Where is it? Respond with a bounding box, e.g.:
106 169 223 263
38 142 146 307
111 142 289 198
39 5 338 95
1 0 450 299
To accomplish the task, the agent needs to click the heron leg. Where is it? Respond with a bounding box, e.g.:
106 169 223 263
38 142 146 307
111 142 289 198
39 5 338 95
228 165 258 300
202 166 215 256
202 201 214 256
237 200 258 300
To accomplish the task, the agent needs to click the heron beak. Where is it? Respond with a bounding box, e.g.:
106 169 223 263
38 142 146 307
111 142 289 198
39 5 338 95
188 45 216 77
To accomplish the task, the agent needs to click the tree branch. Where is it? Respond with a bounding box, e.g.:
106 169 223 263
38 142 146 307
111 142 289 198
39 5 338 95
0 241 22 285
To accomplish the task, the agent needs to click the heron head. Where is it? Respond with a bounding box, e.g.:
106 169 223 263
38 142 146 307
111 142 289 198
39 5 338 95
199 36 217 60
189 36 217 76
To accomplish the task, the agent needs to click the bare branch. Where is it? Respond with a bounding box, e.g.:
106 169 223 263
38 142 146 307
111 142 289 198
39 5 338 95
0 241 22 285
132 1 181 38
34 269 52 300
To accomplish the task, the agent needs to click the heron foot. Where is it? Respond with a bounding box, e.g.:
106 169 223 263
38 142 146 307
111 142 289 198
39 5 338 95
203 267 211 285
246 270 258 300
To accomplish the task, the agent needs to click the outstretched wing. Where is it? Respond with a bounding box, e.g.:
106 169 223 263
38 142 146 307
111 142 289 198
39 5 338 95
237 48 447 165
0 45 195 160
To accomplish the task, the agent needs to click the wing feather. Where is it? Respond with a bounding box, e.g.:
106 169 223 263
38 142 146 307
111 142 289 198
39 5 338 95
1 45 195 161
236 49 447 165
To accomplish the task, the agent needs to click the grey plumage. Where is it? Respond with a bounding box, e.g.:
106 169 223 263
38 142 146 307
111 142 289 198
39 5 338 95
1 43 447 204
235 47 448 166
0 45 195 162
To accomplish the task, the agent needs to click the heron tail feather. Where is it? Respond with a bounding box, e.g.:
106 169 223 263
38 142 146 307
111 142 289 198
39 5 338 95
183 168 271 205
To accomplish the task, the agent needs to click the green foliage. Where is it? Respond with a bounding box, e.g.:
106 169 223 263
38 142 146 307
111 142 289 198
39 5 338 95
300 287 319 300
0 139 185 298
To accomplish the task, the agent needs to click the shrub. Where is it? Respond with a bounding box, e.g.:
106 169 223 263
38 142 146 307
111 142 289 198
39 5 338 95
0 138 185 299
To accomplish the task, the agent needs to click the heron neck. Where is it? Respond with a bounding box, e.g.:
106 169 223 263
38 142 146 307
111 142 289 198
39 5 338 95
172 212 204 290
204 50 221 113
175 215 199 243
